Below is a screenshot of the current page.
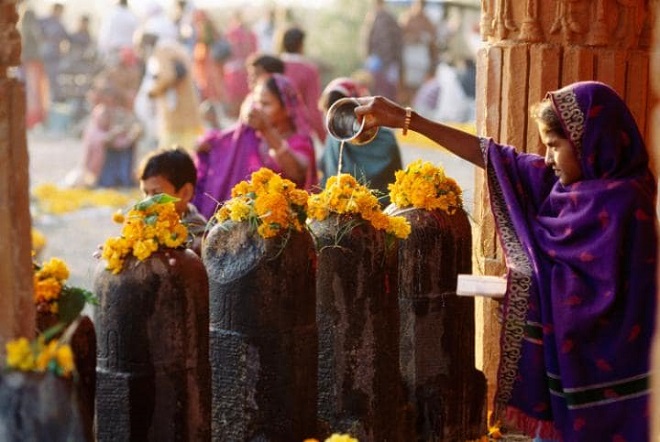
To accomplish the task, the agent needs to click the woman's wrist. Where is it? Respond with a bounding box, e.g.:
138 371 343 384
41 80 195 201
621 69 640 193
402 106 412 135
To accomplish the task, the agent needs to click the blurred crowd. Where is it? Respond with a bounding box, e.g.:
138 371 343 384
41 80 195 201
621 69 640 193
17 0 478 214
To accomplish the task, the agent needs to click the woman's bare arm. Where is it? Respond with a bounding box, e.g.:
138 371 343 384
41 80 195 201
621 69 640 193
354 96 484 168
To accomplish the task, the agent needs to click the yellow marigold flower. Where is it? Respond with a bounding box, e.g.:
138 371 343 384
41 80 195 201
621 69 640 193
389 160 463 213
6 337 36 371
215 168 308 239
231 180 251 198
34 277 62 303
308 173 409 239
112 210 125 224
39 257 70 281
227 199 252 222
387 216 412 239
31 228 47 253
326 434 359 442
35 340 75 377
35 340 54 372
133 238 159 261
102 195 190 273
55 344 75 377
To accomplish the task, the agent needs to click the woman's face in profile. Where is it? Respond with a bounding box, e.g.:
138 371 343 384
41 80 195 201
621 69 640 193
253 82 289 131
538 121 582 185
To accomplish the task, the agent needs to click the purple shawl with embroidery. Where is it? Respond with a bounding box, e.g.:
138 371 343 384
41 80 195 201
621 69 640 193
485 81 657 440
193 74 317 219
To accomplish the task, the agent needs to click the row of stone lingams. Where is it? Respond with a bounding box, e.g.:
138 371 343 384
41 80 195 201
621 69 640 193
91 209 488 442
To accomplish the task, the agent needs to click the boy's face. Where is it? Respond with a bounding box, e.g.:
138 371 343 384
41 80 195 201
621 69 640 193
141 175 189 216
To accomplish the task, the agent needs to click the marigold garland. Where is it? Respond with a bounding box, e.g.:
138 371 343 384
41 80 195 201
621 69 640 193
5 336 75 378
214 168 308 239
101 194 188 274
388 159 463 214
307 174 410 239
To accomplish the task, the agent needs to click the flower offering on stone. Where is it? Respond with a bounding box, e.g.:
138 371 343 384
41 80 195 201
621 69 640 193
308 173 410 239
388 159 463 214
214 167 309 239
5 335 75 378
33 257 97 320
101 194 189 274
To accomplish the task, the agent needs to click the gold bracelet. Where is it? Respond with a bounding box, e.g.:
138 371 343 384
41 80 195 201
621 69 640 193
402 107 412 136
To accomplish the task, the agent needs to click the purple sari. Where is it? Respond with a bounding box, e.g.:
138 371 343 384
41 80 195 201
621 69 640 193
193 74 317 219
484 81 657 440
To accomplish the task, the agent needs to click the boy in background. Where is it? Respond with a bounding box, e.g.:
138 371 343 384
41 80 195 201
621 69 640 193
138 146 207 255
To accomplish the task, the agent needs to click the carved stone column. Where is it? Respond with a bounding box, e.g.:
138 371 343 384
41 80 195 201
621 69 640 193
0 1 34 351
475 0 656 413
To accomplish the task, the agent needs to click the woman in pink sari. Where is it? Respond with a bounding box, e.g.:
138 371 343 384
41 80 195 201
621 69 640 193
222 11 257 119
194 73 317 218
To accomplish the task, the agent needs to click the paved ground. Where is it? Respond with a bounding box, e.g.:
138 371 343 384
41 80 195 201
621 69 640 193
28 126 476 292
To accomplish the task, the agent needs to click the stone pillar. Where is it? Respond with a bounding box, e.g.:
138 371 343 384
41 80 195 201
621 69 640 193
395 208 486 440
475 0 656 414
204 222 318 442
649 1 659 439
0 0 34 352
311 215 403 442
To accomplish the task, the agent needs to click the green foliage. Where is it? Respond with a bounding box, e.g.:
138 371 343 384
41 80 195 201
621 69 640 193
58 286 98 325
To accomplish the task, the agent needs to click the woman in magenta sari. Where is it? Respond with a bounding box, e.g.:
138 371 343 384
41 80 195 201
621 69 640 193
194 73 317 219
355 81 657 441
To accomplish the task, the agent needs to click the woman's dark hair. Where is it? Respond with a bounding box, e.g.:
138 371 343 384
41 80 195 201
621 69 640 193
530 98 566 138
319 90 345 112
281 27 305 53
139 146 197 190
263 75 285 106
248 53 285 74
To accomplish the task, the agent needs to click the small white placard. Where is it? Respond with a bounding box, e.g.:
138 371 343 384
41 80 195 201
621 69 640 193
456 274 506 298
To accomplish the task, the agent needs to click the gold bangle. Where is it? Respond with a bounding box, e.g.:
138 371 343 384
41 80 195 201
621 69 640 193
402 107 412 136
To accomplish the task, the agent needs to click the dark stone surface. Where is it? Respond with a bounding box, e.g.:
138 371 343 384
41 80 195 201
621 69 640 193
310 214 406 442
36 313 96 442
394 207 487 441
0 371 87 441
93 248 211 442
203 222 318 442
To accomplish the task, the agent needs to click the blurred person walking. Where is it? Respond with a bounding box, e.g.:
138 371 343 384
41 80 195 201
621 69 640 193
190 9 226 106
278 26 326 143
222 10 258 119
19 6 47 130
97 0 139 61
39 2 69 104
399 0 438 104
360 0 403 101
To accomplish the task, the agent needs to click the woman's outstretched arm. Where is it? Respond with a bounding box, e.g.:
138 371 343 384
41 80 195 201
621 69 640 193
354 96 485 168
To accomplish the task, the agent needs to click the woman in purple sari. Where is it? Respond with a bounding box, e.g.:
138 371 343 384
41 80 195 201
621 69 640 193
193 73 317 219
355 81 657 441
